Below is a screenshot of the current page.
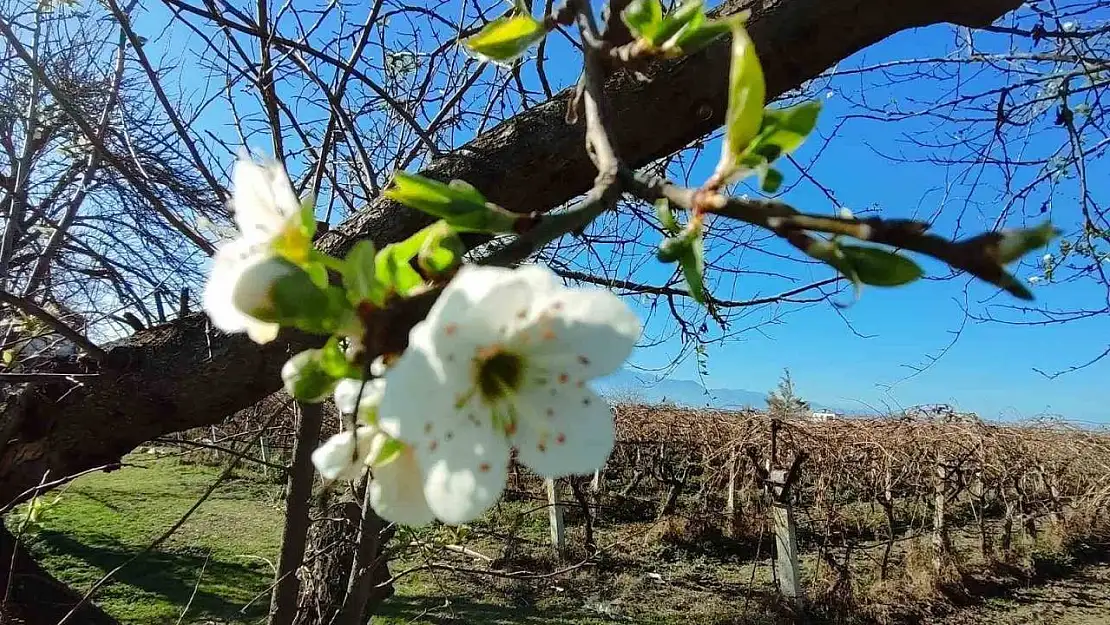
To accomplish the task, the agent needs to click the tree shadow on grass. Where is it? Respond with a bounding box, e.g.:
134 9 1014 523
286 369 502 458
32 530 271 623
376 595 609 625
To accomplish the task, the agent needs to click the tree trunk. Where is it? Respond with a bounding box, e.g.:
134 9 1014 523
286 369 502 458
0 0 1024 508
0 524 120 625
332 485 393 625
269 403 323 625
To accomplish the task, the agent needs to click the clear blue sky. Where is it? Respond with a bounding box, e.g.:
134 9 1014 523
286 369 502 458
624 22 1110 423
131 1 1108 422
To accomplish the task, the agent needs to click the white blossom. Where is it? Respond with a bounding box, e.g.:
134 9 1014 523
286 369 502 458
312 425 386 481
326 378 435 525
202 159 309 344
1028 275 1044 284
378 264 641 524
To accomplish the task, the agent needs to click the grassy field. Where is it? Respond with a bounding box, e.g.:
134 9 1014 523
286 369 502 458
6 455 640 625
7 448 1108 625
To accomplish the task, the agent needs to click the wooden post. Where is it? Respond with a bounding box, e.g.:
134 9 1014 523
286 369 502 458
769 469 802 608
932 451 950 575
545 478 566 556
725 451 740 536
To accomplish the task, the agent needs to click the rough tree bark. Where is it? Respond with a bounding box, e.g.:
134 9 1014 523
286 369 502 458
0 0 1023 508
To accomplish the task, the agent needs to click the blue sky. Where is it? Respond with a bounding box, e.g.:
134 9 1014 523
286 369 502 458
622 22 1110 423
127 1 1108 422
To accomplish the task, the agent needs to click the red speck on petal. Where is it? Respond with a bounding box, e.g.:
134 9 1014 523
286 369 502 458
543 329 557 341
576 380 584 388
429 440 438 451
505 422 517 435
445 323 458 336
551 301 564 311
558 373 569 384
555 433 566 445
479 463 490 473
537 442 547 452
516 309 527 319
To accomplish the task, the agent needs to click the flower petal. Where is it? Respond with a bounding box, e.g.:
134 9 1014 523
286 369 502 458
519 286 640 380
378 346 460 444
312 427 382 481
333 378 386 421
418 424 510 524
512 385 614 478
202 240 280 343
370 448 435 526
232 160 289 238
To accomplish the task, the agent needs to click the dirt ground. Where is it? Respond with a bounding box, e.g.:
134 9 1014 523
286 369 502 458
932 562 1110 625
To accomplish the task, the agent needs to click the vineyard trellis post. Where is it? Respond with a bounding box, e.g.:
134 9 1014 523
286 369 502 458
751 420 807 611
545 477 566 557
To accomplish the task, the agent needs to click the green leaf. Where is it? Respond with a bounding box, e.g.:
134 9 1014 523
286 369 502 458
376 245 424 297
385 171 518 232
747 100 822 165
299 194 318 239
343 241 385 305
713 19 765 184
2 349 13 367
679 233 707 304
281 349 338 403
657 234 691 263
668 16 733 54
655 199 680 234
654 0 704 46
837 246 924 287
760 167 783 193
418 222 465 275
463 14 546 65
319 336 361 379
622 0 664 41
370 437 406 467
303 261 329 290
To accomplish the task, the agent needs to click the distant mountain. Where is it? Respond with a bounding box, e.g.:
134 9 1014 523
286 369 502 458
594 368 850 413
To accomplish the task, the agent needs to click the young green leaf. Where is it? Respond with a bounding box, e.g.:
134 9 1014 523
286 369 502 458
376 244 424 297
1 349 14 367
343 240 384 305
713 18 765 184
679 233 707 304
370 437 406 466
463 14 546 65
385 171 518 232
318 336 362 379
747 100 822 164
657 233 692 263
837 245 924 287
654 0 704 46
418 222 466 275
281 349 337 403
655 198 680 234
668 16 733 55
760 167 783 194
622 0 664 41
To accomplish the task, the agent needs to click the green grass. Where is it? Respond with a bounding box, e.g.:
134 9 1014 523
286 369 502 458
8 454 283 624
6 455 656 625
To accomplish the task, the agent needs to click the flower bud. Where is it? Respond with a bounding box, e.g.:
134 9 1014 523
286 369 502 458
281 349 336 402
230 257 300 323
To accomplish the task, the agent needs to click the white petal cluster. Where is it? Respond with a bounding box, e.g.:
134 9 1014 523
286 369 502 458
202 159 307 344
375 265 641 524
313 379 434 525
